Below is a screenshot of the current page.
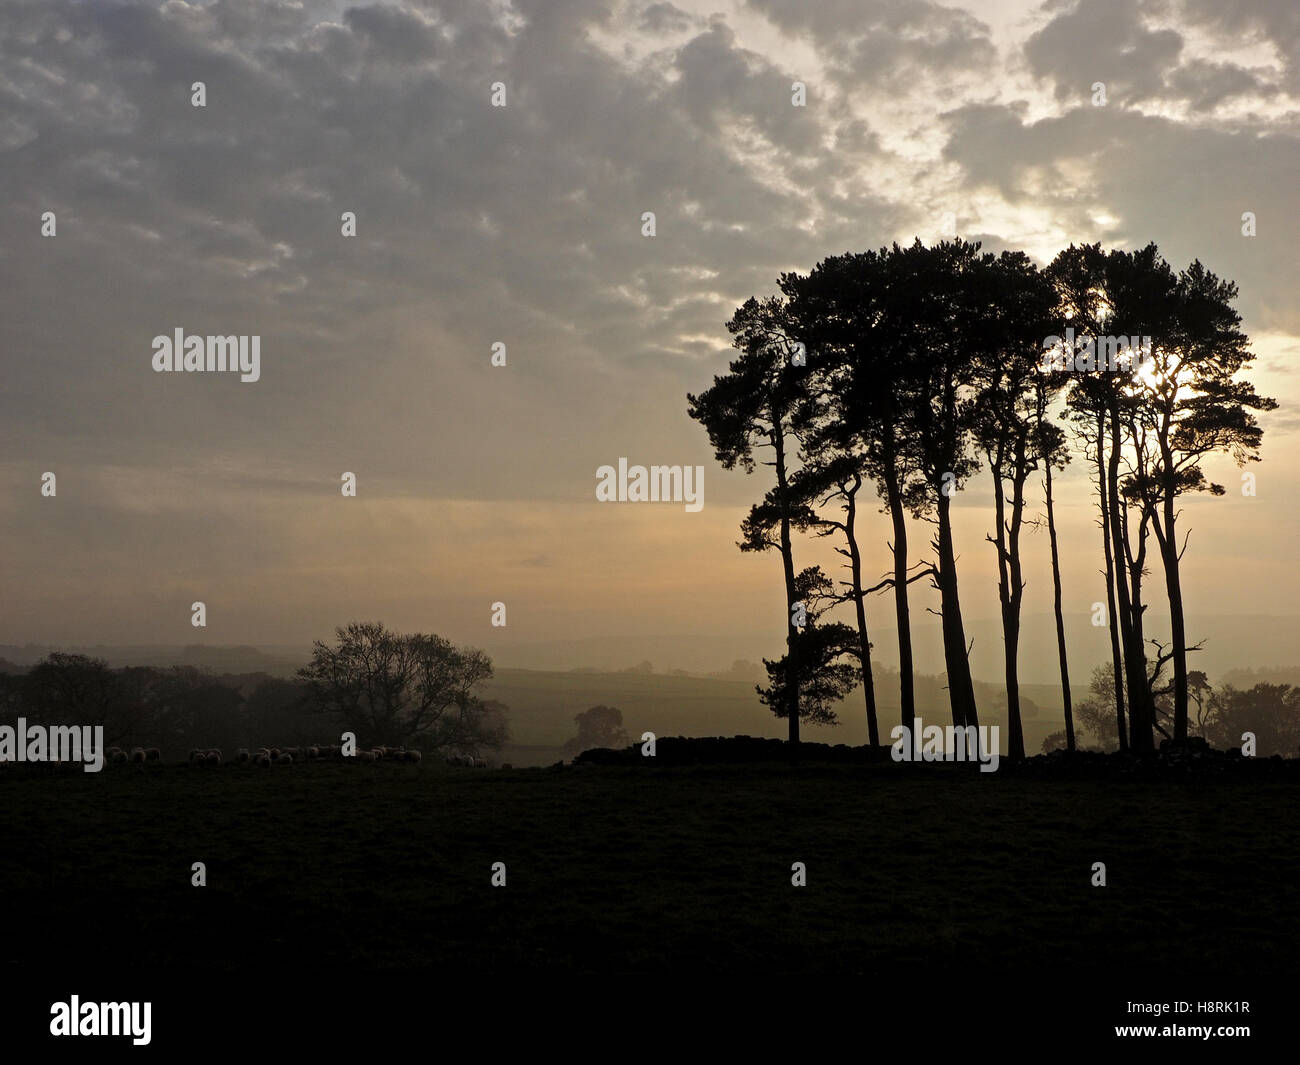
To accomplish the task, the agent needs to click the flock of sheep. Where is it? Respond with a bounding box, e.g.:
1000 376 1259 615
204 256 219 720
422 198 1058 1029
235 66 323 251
100 745 495 768
106 746 162 764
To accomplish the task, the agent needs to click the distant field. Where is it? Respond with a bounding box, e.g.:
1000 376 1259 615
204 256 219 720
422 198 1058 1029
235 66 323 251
2 760 1295 978
486 668 1072 764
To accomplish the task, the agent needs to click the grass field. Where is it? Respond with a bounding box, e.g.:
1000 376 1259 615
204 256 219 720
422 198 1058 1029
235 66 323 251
3 759 1296 980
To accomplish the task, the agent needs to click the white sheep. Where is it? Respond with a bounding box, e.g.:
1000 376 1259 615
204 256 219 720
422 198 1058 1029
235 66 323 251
408 750 422 763
276 752 293 765
256 753 272 767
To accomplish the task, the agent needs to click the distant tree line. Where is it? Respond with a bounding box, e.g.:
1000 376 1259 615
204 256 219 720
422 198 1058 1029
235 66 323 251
0 652 320 759
0 623 507 759
689 239 1276 758
1045 663 1300 757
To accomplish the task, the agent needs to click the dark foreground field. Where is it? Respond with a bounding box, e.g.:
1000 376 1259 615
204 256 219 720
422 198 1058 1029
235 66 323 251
3 757 1297 983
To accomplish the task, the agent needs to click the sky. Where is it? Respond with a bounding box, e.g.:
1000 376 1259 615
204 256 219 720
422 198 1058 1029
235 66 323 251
2 0 1299 673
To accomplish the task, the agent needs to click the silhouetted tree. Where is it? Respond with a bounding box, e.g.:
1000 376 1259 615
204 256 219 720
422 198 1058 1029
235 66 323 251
298 622 499 749
1035 380 1075 751
780 250 925 735
689 295 812 751
1052 244 1158 751
1123 256 1276 741
23 653 142 746
563 705 630 757
784 453 881 745
756 567 859 727
974 250 1057 760
1203 683 1299 755
890 240 991 734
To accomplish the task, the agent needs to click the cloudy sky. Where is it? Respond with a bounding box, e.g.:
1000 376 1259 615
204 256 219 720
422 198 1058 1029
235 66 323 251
2 0 1298 673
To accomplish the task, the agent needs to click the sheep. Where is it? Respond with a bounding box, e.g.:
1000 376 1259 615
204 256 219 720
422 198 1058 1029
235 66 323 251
501 762 513 770
206 748 222 766
307 745 320 761
110 749 129 765
276 753 293 765
144 747 161 762
235 748 251 764
356 750 377 764
270 748 281 760
256 754 272 767
130 747 147 764
189 749 206 767
407 749 422 764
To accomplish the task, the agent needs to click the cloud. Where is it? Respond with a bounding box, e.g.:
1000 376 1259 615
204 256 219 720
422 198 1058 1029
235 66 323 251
2 0 1297 645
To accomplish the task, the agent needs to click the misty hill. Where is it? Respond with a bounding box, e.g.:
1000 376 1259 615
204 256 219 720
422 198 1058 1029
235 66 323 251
483 612 1300 687
0 643 309 675
7 621 1299 766
484 666 1069 765
6 612 1300 684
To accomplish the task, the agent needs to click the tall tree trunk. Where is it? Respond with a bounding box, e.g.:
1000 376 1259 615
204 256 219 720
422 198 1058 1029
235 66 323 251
1005 461 1029 761
989 450 1025 760
1043 458 1075 752
1124 503 1155 746
883 464 916 735
1108 409 1153 753
1157 445 1189 741
935 491 980 738
1095 416 1127 752
772 424 801 755
844 482 880 747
